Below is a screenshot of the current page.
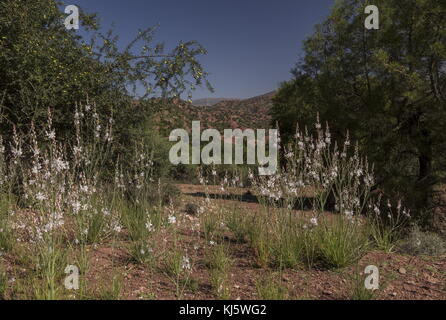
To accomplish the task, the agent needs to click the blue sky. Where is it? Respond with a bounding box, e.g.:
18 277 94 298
72 0 334 100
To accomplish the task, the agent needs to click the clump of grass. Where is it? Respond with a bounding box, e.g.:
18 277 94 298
349 273 376 300
33 240 68 300
122 204 153 241
245 118 381 271
180 277 199 294
225 209 248 243
201 209 222 242
207 244 232 299
185 203 200 216
247 222 271 268
164 247 193 299
317 216 369 269
271 232 301 269
270 215 319 270
0 196 14 253
0 267 7 300
74 244 90 298
367 197 410 253
130 240 155 267
122 202 161 268
95 276 122 300
256 273 288 300
149 182 181 207
397 225 446 256
0 220 13 253
73 202 109 245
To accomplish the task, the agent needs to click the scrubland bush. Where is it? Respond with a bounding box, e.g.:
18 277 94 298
185 203 200 216
398 225 446 256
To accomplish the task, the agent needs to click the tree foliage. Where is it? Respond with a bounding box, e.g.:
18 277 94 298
0 0 211 164
272 0 446 222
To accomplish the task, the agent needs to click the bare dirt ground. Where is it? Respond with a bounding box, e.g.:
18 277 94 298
2 184 445 300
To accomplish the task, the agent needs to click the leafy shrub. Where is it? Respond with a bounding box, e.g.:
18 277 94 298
397 225 446 256
148 183 181 207
185 203 199 216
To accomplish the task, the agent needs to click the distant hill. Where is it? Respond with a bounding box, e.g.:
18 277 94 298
152 91 276 136
192 98 239 107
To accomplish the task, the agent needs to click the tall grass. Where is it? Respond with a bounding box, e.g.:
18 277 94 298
206 244 232 299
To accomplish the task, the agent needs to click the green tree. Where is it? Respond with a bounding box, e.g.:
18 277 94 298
0 0 211 161
272 0 446 224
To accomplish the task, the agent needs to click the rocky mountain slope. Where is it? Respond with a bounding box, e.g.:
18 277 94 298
153 91 276 136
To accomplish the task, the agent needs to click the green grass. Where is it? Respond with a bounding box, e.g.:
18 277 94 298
206 244 232 299
256 273 288 300
317 217 370 269
0 267 7 300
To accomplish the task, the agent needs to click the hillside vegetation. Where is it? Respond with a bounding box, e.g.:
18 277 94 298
153 91 275 136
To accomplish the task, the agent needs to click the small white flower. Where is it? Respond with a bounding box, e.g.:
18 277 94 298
416 238 421 246
145 220 154 232
310 217 318 226
11 147 22 158
168 215 176 224
72 201 81 213
181 256 191 270
46 130 56 140
114 225 122 233
36 192 46 201
344 210 354 218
